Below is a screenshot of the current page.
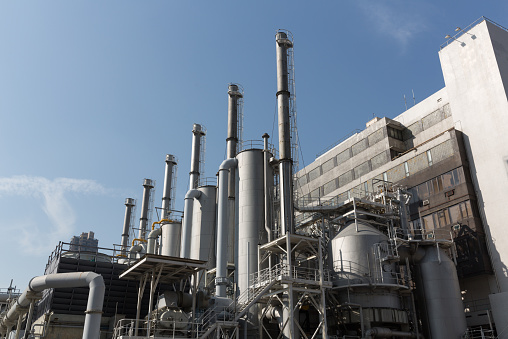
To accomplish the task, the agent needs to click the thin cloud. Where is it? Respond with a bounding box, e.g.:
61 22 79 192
0 176 106 254
357 1 429 49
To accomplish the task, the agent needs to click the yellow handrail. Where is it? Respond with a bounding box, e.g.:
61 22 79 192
131 238 148 246
151 219 172 230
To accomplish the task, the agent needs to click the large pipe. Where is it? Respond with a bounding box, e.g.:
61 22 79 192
216 158 238 297
275 31 294 235
180 190 201 258
0 272 104 339
161 154 177 220
138 179 155 240
365 327 423 338
262 133 272 244
121 198 136 256
189 124 205 190
147 227 163 254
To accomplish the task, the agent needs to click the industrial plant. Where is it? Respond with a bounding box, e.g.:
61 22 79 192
2 16 508 339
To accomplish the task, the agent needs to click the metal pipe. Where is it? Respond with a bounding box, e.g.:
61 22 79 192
180 189 201 258
121 198 135 257
262 133 272 244
397 188 410 233
216 158 238 297
276 31 294 235
1 272 104 339
161 154 177 220
22 299 35 339
365 327 423 338
138 179 155 240
189 124 205 190
147 227 163 254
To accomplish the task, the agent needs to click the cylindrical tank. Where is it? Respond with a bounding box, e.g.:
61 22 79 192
331 220 400 309
416 246 467 338
161 222 182 257
190 185 217 267
237 149 269 295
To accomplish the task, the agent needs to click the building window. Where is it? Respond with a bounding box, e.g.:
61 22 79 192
364 181 369 193
383 172 388 182
427 150 433 166
404 162 410 177
387 126 404 141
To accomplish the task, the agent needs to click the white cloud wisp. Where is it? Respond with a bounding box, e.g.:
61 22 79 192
0 176 106 254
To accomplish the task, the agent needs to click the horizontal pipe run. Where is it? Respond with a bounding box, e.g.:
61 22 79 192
1 272 104 339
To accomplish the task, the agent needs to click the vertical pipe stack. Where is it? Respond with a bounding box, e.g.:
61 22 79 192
161 154 177 220
276 31 294 235
181 124 205 259
138 179 155 240
227 84 242 266
121 198 135 256
189 124 205 190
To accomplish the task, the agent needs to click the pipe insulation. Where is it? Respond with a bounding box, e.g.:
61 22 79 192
0 272 104 339
180 189 201 258
216 158 238 297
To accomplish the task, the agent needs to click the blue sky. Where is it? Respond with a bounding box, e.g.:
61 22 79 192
1 1 507 288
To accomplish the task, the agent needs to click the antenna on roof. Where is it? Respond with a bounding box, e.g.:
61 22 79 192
403 94 408 111
412 89 416 106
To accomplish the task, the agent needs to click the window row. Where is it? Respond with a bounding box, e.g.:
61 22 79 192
408 167 466 203
409 200 474 231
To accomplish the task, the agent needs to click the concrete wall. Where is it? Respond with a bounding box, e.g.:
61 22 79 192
439 20 508 294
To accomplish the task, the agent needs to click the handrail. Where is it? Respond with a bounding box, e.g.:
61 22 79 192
440 16 508 50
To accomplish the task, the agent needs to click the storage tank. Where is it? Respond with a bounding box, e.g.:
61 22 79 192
331 220 401 309
415 246 467 338
161 222 182 257
190 185 217 268
237 148 270 295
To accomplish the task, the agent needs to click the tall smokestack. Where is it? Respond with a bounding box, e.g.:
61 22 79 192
276 30 294 234
161 154 177 220
121 198 135 256
227 84 242 159
189 124 205 189
181 124 205 258
138 178 155 240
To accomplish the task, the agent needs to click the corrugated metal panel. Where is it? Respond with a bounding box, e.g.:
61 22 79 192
308 166 321 182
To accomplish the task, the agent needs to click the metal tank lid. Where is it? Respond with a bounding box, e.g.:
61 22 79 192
334 220 387 238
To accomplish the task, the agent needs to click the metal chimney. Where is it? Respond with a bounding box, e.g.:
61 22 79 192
189 124 205 189
276 30 295 234
120 198 135 256
138 178 155 240
161 154 177 220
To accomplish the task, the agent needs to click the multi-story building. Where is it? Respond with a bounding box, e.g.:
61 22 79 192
69 231 99 252
295 17 508 331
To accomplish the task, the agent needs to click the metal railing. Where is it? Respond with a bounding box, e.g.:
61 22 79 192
440 16 508 49
113 318 190 338
332 260 408 288
462 327 495 339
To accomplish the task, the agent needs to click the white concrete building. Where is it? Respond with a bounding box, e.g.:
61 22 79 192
296 17 508 334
